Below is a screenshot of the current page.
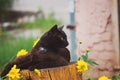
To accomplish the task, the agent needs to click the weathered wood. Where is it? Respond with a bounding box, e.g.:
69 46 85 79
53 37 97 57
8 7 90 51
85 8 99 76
20 62 82 80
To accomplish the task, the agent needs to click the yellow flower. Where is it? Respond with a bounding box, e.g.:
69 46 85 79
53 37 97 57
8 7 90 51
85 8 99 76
34 69 41 76
16 49 28 57
6 65 20 80
86 48 90 53
33 38 40 47
98 76 111 80
76 60 88 74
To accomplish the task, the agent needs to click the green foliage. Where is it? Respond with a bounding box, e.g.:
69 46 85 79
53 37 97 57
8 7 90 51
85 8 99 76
81 53 98 66
24 12 61 32
112 76 120 80
0 78 2 80
18 77 23 80
0 0 13 11
87 78 95 80
81 53 88 62
87 60 98 66
78 42 98 66
0 36 35 70
0 0 13 22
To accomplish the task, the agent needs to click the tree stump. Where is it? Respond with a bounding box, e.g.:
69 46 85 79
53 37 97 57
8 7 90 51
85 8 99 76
20 62 82 80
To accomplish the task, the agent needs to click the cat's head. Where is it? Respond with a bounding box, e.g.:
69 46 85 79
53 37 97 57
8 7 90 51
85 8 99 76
36 25 69 49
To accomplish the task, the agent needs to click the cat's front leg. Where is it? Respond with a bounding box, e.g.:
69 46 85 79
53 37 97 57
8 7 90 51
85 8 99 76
58 48 71 62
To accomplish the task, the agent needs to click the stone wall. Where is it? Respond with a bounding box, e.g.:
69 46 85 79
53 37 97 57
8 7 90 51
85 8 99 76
75 0 118 78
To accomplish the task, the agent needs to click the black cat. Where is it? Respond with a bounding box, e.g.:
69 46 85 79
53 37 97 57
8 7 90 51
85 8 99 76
0 24 70 77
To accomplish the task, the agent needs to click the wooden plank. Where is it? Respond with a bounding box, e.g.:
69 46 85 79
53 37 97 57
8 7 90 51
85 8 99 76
40 69 51 80
48 66 69 80
68 63 82 80
20 62 82 80
48 62 82 80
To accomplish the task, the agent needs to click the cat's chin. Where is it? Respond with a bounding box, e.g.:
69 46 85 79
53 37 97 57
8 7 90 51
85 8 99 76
61 43 68 48
60 45 68 48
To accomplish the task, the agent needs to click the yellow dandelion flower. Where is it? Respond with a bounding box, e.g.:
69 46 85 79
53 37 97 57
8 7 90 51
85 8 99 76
86 48 90 53
6 65 20 80
33 38 40 47
34 69 41 76
76 60 88 74
98 76 111 80
16 49 28 57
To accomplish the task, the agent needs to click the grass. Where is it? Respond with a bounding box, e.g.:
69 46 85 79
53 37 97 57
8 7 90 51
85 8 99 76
0 34 35 70
24 12 61 32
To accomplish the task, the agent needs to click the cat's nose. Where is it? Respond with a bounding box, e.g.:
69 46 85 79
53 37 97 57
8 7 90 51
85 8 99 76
61 42 68 48
65 41 69 46
67 41 69 45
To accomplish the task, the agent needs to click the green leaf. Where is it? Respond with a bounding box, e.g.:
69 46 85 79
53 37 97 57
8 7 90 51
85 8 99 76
85 53 88 59
81 54 88 62
18 77 23 80
87 60 98 66
87 78 95 80
0 76 7 80
78 57 81 60
112 76 120 80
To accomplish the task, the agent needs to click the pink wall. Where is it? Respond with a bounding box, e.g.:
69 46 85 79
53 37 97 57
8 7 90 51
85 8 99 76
75 0 116 78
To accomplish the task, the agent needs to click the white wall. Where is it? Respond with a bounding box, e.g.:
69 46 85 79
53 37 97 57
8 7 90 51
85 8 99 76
12 0 70 24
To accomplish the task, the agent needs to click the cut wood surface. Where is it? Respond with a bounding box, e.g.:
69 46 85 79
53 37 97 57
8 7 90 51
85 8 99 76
20 62 82 80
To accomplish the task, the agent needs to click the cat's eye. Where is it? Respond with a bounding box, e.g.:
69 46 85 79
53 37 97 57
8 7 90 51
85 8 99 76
60 37 64 41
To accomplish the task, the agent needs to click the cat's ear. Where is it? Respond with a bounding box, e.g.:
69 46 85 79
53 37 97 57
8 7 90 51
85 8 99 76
59 25 64 30
50 24 58 32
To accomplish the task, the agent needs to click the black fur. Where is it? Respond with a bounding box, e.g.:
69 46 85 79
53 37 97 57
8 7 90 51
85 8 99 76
0 24 70 77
